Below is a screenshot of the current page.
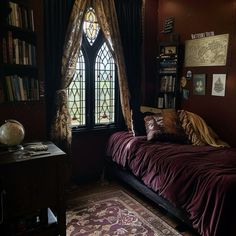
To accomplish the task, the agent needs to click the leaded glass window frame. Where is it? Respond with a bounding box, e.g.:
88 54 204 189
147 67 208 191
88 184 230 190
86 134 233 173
67 7 121 131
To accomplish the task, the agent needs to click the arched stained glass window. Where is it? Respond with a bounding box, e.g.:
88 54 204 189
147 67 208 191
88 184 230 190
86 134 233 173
67 50 86 126
83 8 100 46
95 43 115 124
67 7 119 130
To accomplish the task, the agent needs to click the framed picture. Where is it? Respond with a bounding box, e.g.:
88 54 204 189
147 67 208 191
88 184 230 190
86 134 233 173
193 74 206 95
164 46 176 54
185 34 229 67
211 74 226 96
182 89 189 100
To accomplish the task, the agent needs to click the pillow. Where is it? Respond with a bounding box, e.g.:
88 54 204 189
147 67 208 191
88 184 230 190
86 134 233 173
131 106 162 136
177 110 229 147
177 110 205 146
144 109 187 143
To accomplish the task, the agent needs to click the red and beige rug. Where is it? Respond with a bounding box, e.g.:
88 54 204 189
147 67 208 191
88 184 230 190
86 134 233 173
66 190 182 236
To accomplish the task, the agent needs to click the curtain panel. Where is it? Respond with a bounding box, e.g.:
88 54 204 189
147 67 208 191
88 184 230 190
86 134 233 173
45 0 133 152
44 0 74 152
49 1 90 153
115 0 144 136
93 0 132 131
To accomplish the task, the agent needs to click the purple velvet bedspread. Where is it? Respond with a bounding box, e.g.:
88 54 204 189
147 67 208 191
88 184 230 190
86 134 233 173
106 131 236 236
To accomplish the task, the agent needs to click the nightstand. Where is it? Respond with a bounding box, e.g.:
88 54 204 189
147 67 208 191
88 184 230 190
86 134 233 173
0 142 67 235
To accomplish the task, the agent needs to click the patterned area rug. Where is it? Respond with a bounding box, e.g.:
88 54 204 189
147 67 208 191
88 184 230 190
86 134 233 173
66 190 182 236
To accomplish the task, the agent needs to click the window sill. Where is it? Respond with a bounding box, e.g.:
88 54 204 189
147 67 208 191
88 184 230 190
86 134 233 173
71 125 124 136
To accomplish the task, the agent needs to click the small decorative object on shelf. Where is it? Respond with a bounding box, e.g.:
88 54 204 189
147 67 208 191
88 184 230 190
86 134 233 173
157 41 181 109
0 119 25 150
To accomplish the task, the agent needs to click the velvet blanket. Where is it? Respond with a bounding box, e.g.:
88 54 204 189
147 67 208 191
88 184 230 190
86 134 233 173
106 131 236 236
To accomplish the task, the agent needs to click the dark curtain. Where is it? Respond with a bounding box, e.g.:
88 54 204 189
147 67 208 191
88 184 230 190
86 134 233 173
44 0 74 137
115 0 144 135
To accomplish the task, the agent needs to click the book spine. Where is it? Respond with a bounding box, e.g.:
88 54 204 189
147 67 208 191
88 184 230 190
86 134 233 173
5 76 14 101
7 31 14 64
2 38 8 63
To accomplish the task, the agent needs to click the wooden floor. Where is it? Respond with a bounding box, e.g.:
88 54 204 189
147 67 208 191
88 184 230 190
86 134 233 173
66 179 199 236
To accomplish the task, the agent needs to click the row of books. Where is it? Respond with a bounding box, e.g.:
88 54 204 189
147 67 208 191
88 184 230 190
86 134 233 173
4 75 39 102
160 61 177 66
160 75 176 92
8 1 35 31
157 94 176 109
159 67 177 74
159 54 178 59
2 31 37 65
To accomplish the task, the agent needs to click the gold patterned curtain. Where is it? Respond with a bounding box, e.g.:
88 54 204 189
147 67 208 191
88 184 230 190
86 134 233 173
93 0 132 130
51 0 132 152
50 0 90 152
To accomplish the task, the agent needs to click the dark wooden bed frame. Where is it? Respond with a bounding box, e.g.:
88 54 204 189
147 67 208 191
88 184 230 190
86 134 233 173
105 157 193 228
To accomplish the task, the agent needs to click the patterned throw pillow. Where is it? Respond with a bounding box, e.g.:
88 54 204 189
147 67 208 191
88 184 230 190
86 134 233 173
131 106 162 137
144 109 187 143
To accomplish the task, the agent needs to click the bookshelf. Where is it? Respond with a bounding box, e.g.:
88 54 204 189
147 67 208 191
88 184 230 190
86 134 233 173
0 0 46 140
156 42 180 109
0 1 39 103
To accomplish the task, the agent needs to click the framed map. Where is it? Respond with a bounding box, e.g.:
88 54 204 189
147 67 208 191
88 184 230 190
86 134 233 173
184 34 229 67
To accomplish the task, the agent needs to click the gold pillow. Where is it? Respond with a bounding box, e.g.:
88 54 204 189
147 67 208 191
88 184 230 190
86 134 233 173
144 109 187 143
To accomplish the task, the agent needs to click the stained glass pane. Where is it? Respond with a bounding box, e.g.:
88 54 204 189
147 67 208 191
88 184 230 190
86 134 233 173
83 8 100 46
67 50 86 126
95 43 115 125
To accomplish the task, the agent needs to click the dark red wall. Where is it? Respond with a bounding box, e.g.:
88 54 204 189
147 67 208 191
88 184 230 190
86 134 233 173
71 131 113 183
142 0 159 105
154 0 236 147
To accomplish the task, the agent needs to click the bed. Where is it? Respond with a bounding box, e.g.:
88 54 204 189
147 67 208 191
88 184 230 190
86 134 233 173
105 109 236 236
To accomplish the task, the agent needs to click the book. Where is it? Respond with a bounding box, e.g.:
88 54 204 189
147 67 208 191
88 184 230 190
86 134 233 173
30 9 35 31
157 97 164 108
18 77 26 101
11 75 21 101
5 76 14 101
2 38 8 63
13 38 19 64
7 31 13 64
160 76 168 92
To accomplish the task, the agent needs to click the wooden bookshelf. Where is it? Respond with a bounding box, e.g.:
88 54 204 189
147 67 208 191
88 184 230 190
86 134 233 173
0 0 46 140
157 42 181 109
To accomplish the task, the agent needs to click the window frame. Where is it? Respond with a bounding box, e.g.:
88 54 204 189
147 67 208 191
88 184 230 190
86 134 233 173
70 31 122 133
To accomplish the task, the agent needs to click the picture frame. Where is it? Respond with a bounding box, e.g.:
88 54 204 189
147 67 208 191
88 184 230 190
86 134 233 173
164 46 176 55
182 89 189 100
185 34 229 67
211 74 226 96
193 74 206 95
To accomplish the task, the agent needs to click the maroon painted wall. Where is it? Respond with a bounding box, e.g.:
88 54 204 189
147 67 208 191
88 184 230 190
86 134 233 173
71 131 113 183
142 0 159 105
155 0 236 147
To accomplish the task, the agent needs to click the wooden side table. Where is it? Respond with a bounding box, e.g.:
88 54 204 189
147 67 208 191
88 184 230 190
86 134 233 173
0 142 67 236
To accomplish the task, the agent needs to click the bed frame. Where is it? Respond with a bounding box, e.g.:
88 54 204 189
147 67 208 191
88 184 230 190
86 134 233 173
105 157 193 228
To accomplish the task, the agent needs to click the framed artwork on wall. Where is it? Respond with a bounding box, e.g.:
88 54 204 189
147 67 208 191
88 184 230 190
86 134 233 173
182 89 189 100
184 34 229 67
193 74 206 95
211 74 226 96
164 46 176 54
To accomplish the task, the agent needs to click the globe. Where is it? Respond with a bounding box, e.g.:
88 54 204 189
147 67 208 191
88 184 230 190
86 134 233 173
0 120 25 147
